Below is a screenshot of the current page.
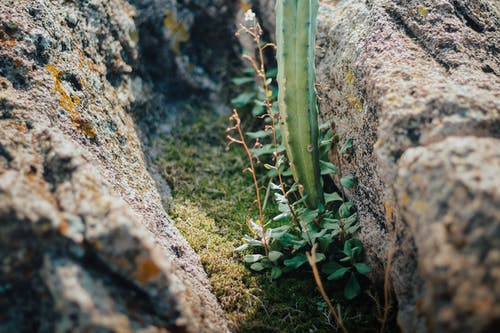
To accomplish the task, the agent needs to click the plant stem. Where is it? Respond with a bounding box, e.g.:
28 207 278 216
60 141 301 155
227 110 269 255
307 243 349 333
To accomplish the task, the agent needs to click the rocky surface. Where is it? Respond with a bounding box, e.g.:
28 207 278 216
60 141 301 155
396 137 500 333
0 0 238 332
311 0 500 332
2 0 499 332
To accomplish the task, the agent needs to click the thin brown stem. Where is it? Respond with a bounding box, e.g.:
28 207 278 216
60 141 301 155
228 110 269 255
306 244 349 333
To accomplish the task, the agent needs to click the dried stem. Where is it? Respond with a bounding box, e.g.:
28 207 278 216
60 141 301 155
306 243 349 333
227 110 269 255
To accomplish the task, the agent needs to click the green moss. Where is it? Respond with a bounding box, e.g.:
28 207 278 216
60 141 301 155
156 108 394 332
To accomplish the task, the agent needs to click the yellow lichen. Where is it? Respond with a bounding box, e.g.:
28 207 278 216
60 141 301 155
384 201 393 221
345 69 355 85
417 5 428 17
46 64 78 118
129 30 139 42
163 10 190 53
401 194 410 205
46 64 96 138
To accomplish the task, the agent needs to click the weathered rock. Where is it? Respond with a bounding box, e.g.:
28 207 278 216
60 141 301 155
311 0 500 332
0 0 234 331
396 136 500 333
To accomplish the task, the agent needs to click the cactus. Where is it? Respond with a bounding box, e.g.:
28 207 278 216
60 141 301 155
276 0 323 208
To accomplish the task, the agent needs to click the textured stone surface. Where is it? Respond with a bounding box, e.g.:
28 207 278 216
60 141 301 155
0 0 233 332
312 0 500 332
396 137 500 333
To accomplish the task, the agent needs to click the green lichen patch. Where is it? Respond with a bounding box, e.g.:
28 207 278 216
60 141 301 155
157 108 390 332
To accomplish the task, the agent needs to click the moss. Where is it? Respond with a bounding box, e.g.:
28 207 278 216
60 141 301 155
157 108 394 332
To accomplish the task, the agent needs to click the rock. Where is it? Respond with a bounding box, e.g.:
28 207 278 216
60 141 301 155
0 0 233 332
396 137 500 333
312 0 500 332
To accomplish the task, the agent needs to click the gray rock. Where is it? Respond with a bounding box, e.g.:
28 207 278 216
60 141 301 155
396 137 500 333
0 0 232 332
312 0 500 332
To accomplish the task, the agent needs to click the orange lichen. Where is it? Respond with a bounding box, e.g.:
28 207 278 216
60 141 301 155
134 258 161 283
73 118 96 138
0 31 17 47
384 201 393 221
401 194 410 205
46 64 96 138
58 220 69 234
239 1 252 12
347 94 363 111
163 11 189 53
46 64 78 118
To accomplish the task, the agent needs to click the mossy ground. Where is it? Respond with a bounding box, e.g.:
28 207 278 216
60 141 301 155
156 107 396 332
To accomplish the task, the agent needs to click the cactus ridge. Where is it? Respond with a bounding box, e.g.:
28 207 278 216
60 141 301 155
276 0 323 208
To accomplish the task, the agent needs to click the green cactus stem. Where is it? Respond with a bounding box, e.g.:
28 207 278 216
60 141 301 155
276 0 324 208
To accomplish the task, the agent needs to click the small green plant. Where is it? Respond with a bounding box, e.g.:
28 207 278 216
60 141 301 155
227 6 370 314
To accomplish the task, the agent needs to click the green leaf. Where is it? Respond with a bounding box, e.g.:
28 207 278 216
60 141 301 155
231 92 256 108
327 267 350 280
250 262 266 271
344 213 358 228
251 103 265 116
246 130 270 139
343 241 352 257
292 238 308 251
319 122 331 131
232 77 254 85
251 144 284 157
339 201 354 218
279 233 299 247
344 238 363 257
340 175 356 189
266 68 278 78
325 192 343 203
346 225 360 234
244 254 264 263
319 160 339 175
283 254 308 269
318 235 333 250
271 266 282 279
270 225 290 239
268 251 283 262
282 169 293 177
243 235 263 247
273 212 291 222
300 208 318 224
321 261 343 275
344 273 361 299
235 243 248 252
310 229 327 243
339 139 353 154
315 252 326 263
354 262 372 275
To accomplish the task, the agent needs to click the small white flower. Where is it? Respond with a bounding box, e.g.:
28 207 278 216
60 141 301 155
244 9 255 22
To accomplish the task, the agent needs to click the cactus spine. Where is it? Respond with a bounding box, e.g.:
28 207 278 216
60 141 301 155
276 0 324 208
